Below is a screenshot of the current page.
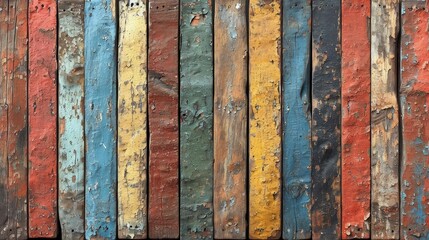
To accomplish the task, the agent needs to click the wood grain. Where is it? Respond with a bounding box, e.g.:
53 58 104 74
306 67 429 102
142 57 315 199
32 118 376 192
180 0 214 239
248 0 281 239
58 0 85 239
371 0 400 239
282 0 312 239
28 0 58 237
341 0 371 238
213 1 247 239
400 2 429 239
0 0 28 239
118 0 147 238
311 0 341 239
84 0 117 238
148 0 179 238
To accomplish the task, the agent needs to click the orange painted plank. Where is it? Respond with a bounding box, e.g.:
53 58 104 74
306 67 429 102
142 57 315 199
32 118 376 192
341 0 371 238
28 0 58 237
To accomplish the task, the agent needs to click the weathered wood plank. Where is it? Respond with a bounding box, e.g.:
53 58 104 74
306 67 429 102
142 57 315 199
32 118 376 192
371 0 400 239
28 0 58 237
248 1 281 239
400 2 429 239
213 1 247 239
311 0 341 239
282 0 312 239
117 1 147 239
58 0 85 239
179 0 213 239
148 0 179 238
341 0 371 238
84 0 117 238
0 0 28 239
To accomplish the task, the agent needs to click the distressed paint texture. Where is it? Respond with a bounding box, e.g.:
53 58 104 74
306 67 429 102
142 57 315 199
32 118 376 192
148 0 179 238
400 2 429 239
84 0 117 239
28 0 58 237
371 0 400 239
58 0 85 239
213 1 247 239
118 0 147 238
311 0 341 239
282 0 312 239
180 0 214 239
0 0 28 239
341 0 371 238
249 1 281 239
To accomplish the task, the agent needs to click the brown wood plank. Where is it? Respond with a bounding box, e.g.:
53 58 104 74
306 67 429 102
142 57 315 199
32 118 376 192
213 1 248 239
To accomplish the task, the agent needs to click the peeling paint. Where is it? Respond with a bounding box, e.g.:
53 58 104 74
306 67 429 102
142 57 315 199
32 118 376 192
28 0 58 237
148 0 180 238
0 0 28 239
84 0 117 238
341 0 371 239
311 0 342 239
180 0 214 239
249 0 281 239
117 0 148 239
400 2 429 239
213 1 247 239
371 1 400 239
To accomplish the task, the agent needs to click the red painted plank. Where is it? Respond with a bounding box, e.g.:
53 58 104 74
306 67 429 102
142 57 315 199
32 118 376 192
28 0 58 237
400 2 429 239
341 0 371 238
148 0 179 238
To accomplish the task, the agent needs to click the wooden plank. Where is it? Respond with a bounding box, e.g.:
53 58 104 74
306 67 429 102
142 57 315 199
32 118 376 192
282 0 312 239
371 0 400 239
0 0 28 239
311 0 341 239
148 0 179 238
213 1 247 239
179 0 213 239
58 0 85 239
117 0 147 238
341 0 371 239
28 0 58 237
400 2 429 239
84 0 117 238
248 1 281 239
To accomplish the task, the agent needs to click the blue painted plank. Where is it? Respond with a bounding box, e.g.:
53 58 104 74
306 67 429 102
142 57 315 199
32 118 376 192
282 0 312 239
84 0 117 238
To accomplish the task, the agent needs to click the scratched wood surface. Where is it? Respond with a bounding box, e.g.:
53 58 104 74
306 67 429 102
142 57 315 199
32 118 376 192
118 0 147 238
248 0 281 239
282 0 312 239
0 0 28 239
84 0 117 239
28 0 58 237
311 0 341 239
213 1 247 239
180 0 214 239
341 0 371 239
400 2 429 239
148 0 179 238
58 0 85 239
371 0 400 239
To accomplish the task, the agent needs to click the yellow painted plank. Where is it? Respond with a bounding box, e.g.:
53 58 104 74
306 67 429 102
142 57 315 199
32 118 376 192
118 1 147 238
248 1 281 239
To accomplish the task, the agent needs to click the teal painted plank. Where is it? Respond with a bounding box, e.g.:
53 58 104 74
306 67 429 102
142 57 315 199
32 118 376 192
179 0 213 239
58 0 85 239
84 0 117 238
282 0 312 239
